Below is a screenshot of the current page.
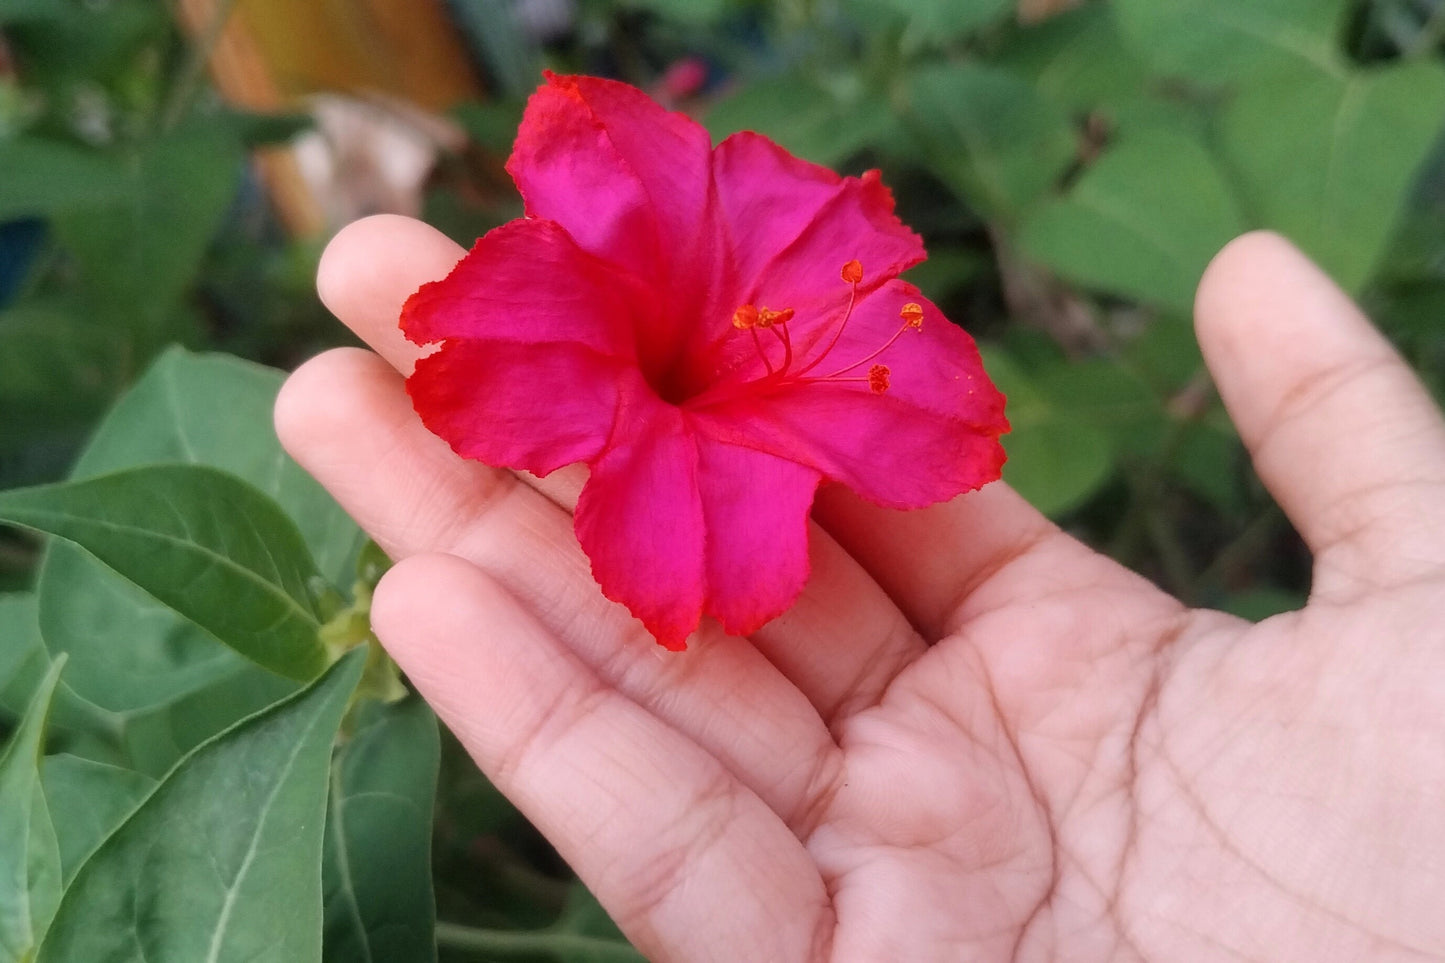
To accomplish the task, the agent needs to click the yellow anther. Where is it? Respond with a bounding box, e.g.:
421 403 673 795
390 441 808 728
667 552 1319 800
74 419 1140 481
900 302 924 329
868 364 890 394
758 306 794 328
841 260 863 284
732 304 759 330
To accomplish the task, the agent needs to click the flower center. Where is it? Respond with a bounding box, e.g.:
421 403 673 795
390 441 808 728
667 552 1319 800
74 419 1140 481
728 260 923 397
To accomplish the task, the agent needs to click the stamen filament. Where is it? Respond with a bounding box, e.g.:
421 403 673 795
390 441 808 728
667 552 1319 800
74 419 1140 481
795 281 857 377
818 320 910 379
750 326 774 375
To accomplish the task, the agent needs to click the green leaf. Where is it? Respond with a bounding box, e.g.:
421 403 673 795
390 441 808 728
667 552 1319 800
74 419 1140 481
50 124 243 345
997 5 1153 113
1018 127 1248 312
873 0 1010 45
39 755 154 884
983 348 1113 516
35 649 364 963
0 138 127 220
323 694 439 963
1036 360 1170 461
37 347 360 714
904 63 1075 221
1216 59 1445 293
0 465 328 682
0 298 135 456
705 73 897 168
1112 0 1351 83
0 659 64 961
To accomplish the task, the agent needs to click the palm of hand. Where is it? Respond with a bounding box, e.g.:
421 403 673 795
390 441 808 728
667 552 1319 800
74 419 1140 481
278 221 1445 962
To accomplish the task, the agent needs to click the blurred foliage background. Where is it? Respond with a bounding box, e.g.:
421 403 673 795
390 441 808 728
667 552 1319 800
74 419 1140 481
0 0 1443 959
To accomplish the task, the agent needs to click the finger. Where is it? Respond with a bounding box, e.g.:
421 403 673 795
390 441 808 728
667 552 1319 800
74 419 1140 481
276 348 844 831
316 214 465 374
372 553 832 961
814 480 1163 641
1195 231 1445 592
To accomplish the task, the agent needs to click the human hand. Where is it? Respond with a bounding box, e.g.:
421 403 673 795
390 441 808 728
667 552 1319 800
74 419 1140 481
276 219 1445 962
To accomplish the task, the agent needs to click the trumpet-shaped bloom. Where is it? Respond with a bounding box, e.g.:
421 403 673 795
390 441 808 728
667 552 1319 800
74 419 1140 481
402 73 1008 649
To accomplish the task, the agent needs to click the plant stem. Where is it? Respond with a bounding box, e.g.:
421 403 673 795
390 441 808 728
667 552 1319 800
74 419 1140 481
434 922 643 961
160 0 242 132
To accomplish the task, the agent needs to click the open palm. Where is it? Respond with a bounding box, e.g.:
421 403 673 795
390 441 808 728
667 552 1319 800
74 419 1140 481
277 220 1445 962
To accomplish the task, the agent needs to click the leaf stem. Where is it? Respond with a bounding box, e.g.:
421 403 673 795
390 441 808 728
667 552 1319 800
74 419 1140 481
160 0 243 132
434 922 644 960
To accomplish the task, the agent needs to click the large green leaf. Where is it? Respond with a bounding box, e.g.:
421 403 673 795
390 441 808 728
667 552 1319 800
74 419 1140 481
997 5 1153 113
1018 128 1248 312
0 465 328 682
982 348 1113 516
0 660 64 961
35 649 364 963
1112 0 1350 83
0 138 127 220
1216 59 1445 293
904 63 1075 221
50 124 243 347
37 347 360 714
39 755 154 884
323 695 439 963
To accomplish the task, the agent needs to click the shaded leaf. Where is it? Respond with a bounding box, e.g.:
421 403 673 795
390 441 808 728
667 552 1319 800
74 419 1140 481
982 348 1113 515
0 465 328 682
35 649 365 963
323 694 439 962
1113 0 1350 83
39 755 154 884
1018 128 1247 312
705 73 897 168
904 63 1075 221
0 138 127 220
1216 59 1445 293
0 660 64 961
873 0 1011 45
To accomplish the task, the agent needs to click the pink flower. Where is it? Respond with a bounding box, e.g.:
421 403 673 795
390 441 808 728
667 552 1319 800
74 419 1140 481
402 73 1008 650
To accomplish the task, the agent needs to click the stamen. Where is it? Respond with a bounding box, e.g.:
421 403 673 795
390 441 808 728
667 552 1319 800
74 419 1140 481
722 261 923 402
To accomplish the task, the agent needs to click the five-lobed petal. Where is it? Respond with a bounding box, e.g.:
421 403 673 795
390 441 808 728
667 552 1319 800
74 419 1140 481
402 72 1009 649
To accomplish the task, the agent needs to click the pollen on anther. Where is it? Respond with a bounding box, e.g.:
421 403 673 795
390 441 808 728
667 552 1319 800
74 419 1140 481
732 304 759 330
841 260 863 284
868 364 890 394
759 306 795 327
901 303 924 329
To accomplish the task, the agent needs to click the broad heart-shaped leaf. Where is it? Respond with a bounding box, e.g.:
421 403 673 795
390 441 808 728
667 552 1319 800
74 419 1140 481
872 0 1011 45
323 695 440 963
35 648 364 963
1017 127 1248 313
0 465 328 682
39 755 154 884
38 347 361 714
1216 59 1445 294
1112 0 1351 83
0 659 64 962
903 63 1075 223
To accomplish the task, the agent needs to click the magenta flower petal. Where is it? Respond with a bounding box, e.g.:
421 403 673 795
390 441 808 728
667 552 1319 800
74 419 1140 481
408 340 627 477
694 439 820 637
402 218 635 358
710 131 925 309
574 399 707 650
405 74 1010 649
